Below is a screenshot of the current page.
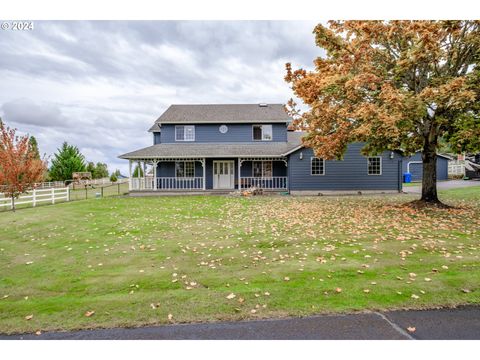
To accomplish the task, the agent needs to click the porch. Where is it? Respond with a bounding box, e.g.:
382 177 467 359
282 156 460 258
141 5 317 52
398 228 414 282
128 157 288 192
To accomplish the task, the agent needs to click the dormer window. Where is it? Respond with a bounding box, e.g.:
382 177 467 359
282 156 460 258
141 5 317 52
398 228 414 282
252 124 273 141
175 125 195 141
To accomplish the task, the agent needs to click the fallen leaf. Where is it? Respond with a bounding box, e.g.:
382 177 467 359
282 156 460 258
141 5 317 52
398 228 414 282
363 289 370 293
424 278 431 282
407 327 416 333
284 277 290 281
461 288 471 293
25 314 33 320
411 294 419 299
168 314 173 321
335 287 342 293
84 310 95 317
35 330 42 336
226 293 236 300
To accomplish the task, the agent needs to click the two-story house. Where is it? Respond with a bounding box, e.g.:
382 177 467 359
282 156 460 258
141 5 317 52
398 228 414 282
119 103 404 194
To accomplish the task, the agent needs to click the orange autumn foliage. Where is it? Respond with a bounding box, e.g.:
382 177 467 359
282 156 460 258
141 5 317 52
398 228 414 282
0 120 47 210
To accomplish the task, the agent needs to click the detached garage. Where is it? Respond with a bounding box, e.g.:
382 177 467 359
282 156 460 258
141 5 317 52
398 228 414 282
402 152 451 182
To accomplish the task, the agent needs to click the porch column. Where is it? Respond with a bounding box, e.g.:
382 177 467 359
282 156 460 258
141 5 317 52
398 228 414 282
202 158 206 190
137 161 141 190
238 158 242 190
143 161 147 189
128 160 132 191
153 160 158 190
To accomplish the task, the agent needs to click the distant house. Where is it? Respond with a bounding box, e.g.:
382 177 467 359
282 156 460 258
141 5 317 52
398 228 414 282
401 152 451 182
119 104 405 194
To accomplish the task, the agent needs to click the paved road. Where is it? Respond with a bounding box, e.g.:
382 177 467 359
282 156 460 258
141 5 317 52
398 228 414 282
404 179 480 194
2 306 479 340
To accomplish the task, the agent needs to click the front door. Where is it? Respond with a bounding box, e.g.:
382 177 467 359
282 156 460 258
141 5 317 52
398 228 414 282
213 161 235 189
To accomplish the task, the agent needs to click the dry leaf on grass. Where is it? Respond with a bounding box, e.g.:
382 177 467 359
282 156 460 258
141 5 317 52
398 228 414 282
84 310 95 317
25 314 33 320
226 293 236 300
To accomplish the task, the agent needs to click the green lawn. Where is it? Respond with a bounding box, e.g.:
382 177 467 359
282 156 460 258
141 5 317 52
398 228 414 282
0 187 479 334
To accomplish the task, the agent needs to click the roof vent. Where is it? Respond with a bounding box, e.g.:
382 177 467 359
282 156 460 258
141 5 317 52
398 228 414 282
258 103 268 107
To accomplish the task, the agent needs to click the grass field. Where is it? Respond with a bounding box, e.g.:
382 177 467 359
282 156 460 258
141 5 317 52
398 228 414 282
0 187 479 334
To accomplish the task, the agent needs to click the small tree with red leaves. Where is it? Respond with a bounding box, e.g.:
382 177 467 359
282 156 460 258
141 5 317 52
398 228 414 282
0 120 47 211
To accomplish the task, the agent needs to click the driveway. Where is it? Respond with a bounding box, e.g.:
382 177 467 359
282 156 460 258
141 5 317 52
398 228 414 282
404 179 480 194
2 306 479 340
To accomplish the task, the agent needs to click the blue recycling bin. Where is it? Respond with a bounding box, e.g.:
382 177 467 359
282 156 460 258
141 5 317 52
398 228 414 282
403 172 412 183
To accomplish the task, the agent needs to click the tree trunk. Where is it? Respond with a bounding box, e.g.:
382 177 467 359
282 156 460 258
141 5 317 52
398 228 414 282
11 196 15 212
421 140 439 203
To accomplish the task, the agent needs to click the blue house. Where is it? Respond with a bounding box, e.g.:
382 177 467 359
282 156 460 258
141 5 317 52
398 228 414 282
119 104 404 194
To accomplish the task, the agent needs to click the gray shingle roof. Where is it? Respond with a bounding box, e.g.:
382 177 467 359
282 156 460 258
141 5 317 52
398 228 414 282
148 104 291 131
119 131 306 159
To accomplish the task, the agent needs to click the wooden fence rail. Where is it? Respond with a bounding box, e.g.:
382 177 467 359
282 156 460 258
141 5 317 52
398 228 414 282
0 187 70 210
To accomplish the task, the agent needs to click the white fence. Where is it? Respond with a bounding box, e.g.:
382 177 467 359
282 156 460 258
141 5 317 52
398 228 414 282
0 187 70 210
448 160 465 176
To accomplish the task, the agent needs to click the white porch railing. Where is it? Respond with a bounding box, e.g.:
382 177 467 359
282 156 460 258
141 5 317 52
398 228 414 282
130 177 204 190
0 187 70 210
239 177 288 190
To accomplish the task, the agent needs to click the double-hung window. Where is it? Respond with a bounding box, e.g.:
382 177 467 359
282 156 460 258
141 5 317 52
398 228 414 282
252 124 273 141
175 161 195 178
311 157 325 175
367 157 382 175
252 161 273 178
175 125 195 141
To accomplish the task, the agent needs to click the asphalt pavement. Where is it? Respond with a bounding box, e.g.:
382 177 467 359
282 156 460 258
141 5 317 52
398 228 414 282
2 306 479 340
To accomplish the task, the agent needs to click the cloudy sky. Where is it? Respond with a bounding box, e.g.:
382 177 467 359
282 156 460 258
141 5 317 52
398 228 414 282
0 21 322 174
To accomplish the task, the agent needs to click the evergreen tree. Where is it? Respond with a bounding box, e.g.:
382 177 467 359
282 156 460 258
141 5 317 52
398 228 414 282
49 142 86 181
132 164 144 177
28 136 40 160
94 162 109 179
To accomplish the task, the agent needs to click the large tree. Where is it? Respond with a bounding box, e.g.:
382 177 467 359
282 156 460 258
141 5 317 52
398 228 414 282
49 142 86 181
285 21 480 205
0 120 46 211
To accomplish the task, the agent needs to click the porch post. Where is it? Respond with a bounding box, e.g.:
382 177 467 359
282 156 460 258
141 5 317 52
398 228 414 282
202 158 206 190
137 161 141 189
238 158 241 190
143 161 147 189
153 160 158 190
128 160 132 191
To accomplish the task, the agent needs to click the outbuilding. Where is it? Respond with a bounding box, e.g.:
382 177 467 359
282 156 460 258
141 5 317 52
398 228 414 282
402 152 451 182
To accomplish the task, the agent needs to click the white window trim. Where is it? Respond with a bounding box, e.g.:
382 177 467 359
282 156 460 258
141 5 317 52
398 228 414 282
175 161 195 178
252 124 273 141
252 160 273 178
175 125 195 142
367 156 382 176
310 157 325 176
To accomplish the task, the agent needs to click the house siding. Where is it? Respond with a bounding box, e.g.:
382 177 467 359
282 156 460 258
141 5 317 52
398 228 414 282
156 159 287 190
401 152 449 181
153 132 161 145
288 143 403 191
159 123 288 143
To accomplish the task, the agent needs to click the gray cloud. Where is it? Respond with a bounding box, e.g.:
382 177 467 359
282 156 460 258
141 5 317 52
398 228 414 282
0 21 321 174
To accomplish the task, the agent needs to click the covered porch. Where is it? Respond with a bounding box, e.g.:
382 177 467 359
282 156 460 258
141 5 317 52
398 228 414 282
128 157 288 192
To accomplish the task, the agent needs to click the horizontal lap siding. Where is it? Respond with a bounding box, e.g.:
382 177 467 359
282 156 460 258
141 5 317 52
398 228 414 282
401 152 449 181
160 123 287 143
288 143 402 191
